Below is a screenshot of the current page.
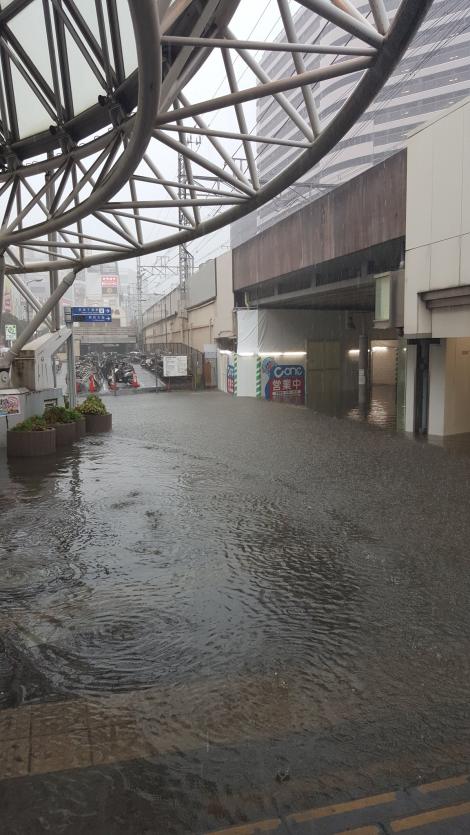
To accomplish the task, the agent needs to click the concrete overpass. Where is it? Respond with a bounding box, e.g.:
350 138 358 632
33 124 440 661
74 325 137 356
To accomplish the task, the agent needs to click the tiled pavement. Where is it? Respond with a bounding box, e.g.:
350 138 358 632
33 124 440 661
206 776 470 834
0 690 203 781
2 693 470 833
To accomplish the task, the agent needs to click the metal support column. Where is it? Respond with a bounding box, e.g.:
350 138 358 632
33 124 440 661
358 333 370 408
66 330 77 408
46 165 60 332
0 257 4 334
136 256 143 349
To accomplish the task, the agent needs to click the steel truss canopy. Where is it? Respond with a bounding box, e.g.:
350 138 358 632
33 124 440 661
0 0 432 276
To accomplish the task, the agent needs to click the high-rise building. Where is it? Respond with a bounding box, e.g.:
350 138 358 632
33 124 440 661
231 0 470 246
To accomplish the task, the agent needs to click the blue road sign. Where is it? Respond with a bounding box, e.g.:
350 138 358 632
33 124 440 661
71 306 112 323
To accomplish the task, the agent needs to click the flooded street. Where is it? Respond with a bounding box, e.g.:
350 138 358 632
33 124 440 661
1 391 470 834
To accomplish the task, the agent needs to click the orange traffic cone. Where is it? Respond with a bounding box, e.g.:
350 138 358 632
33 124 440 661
89 374 96 392
131 371 140 388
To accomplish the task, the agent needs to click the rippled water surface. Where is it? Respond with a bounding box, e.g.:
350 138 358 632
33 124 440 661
1 392 470 833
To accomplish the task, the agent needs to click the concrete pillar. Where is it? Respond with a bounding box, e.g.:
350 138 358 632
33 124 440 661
428 341 446 437
358 333 369 407
405 343 417 434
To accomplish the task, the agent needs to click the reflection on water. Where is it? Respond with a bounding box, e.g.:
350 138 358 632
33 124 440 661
347 385 397 431
312 384 397 431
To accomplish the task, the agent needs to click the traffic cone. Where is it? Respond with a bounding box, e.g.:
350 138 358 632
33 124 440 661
131 371 140 388
89 374 96 392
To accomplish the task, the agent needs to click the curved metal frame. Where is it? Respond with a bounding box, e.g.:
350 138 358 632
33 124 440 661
0 0 161 249
0 0 432 273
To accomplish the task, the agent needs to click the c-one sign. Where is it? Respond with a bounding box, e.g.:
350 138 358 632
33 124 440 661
261 357 305 405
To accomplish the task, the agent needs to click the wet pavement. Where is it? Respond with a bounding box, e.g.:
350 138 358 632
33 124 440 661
1 391 470 833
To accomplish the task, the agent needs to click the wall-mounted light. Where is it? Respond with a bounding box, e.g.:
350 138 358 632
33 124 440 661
258 351 306 357
348 346 390 357
238 352 255 357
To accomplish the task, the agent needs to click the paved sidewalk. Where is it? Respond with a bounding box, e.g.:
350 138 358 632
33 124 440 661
207 775 470 834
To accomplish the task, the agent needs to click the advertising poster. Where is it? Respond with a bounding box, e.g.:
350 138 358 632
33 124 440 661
227 363 235 395
261 357 305 405
0 394 21 416
101 275 119 296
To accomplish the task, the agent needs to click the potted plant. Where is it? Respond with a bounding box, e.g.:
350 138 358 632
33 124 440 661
77 394 112 433
43 405 77 447
7 416 56 458
69 408 86 440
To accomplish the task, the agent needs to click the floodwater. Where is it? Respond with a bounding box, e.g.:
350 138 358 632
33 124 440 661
1 391 470 833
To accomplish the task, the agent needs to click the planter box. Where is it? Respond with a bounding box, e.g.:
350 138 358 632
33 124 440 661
7 428 56 458
53 422 76 447
75 418 86 440
85 413 112 433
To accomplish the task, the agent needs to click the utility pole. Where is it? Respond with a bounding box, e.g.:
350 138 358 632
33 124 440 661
136 256 143 349
177 153 194 299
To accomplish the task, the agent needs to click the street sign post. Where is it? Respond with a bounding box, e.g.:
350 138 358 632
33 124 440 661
63 308 112 407
70 306 112 323
5 324 17 342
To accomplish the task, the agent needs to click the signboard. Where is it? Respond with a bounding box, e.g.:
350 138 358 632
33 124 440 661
204 344 217 359
262 357 305 405
5 324 17 341
101 263 118 275
163 355 187 377
227 363 235 395
0 394 20 416
101 275 119 295
71 306 112 323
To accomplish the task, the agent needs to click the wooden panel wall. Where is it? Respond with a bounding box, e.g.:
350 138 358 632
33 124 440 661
233 150 407 291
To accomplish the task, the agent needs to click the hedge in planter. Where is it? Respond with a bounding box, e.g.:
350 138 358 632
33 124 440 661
7 416 56 458
77 395 112 433
44 406 77 447
69 408 86 440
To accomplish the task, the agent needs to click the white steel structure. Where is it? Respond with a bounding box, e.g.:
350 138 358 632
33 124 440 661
251 0 470 233
0 0 432 373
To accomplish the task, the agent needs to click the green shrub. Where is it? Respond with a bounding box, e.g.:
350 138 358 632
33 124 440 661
44 405 75 424
11 416 49 432
77 394 108 416
69 409 84 421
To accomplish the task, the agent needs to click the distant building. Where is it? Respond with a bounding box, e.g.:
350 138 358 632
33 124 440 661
231 0 470 245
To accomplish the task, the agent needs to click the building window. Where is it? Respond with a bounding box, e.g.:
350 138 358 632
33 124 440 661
375 275 391 322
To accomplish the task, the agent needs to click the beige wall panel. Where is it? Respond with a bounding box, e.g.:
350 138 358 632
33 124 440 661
431 107 464 244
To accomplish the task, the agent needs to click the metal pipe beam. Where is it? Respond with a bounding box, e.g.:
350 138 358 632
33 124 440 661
277 0 321 137
160 122 310 149
155 57 372 126
160 34 376 57
368 0 390 35
0 0 161 247
296 0 384 47
7 273 53 330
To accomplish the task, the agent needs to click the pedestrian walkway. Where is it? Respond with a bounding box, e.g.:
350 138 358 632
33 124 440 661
207 776 470 834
